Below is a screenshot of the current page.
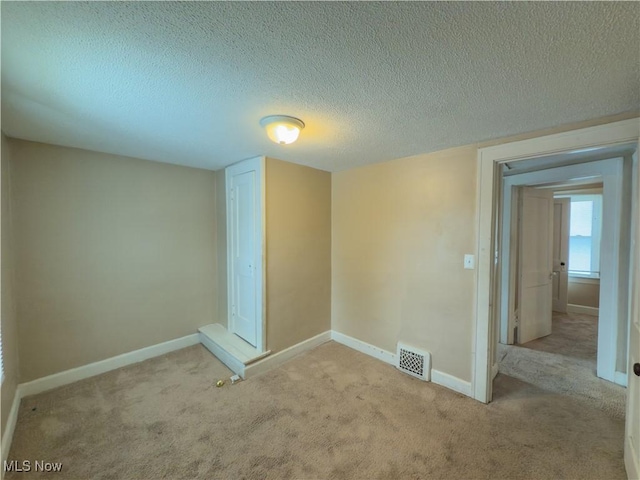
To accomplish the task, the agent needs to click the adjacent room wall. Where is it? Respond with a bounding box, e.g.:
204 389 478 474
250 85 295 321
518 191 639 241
568 278 600 308
265 158 331 352
10 139 219 382
1 134 19 436
332 145 477 382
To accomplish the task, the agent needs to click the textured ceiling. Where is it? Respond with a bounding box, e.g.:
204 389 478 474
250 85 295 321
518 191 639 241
1 2 639 172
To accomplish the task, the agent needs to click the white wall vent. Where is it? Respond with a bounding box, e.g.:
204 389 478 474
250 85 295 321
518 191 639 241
396 343 430 381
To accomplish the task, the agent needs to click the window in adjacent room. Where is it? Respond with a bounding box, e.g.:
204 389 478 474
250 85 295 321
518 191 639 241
568 194 602 278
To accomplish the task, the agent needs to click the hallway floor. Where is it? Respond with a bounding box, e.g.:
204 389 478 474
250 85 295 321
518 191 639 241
518 311 598 361
497 311 626 419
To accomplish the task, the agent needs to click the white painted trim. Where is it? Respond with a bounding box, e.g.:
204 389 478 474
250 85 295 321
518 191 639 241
330 331 396 365
225 156 266 353
199 332 246 378
330 331 473 398
198 324 271 365
625 437 639 480
245 331 332 378
567 304 600 316
624 145 639 480
431 369 473 397
474 118 640 404
0 334 200 470
473 149 498 403
479 118 640 163
19 334 200 398
614 371 628 388
569 276 600 285
1 388 21 467
260 158 267 354
491 363 499 380
504 185 520 345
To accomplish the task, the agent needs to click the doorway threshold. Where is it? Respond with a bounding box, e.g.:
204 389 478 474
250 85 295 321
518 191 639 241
198 323 271 378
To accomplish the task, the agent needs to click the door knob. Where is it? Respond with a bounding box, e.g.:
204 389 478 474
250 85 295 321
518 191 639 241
634 363 640 377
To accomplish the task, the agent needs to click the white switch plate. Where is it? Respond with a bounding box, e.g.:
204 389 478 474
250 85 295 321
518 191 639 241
464 254 475 270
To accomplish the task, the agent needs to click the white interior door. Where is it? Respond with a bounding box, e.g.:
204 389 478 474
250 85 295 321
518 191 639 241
552 197 570 313
518 186 554 344
226 157 264 350
624 143 639 480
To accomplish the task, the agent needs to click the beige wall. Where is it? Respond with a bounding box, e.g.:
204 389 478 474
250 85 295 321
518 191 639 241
215 171 228 329
10 139 219 382
332 146 477 381
265 158 331 352
1 134 19 436
3 113 633 398
568 278 600 308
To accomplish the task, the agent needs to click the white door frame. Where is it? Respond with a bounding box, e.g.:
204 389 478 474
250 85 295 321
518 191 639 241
473 117 640 403
225 156 266 353
498 158 624 384
552 197 570 314
624 141 639 480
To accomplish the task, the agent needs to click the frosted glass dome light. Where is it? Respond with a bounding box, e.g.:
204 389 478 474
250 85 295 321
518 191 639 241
260 115 305 145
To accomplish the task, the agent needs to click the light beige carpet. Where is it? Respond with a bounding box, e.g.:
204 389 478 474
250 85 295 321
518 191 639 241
497 311 626 419
6 341 625 479
517 311 599 361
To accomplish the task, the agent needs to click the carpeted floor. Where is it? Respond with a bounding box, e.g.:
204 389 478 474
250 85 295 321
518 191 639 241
517 311 599 361
6 340 626 479
497 311 626 420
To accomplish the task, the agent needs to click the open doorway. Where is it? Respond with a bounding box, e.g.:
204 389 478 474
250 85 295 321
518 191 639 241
472 118 640 478
496 174 625 416
494 152 633 395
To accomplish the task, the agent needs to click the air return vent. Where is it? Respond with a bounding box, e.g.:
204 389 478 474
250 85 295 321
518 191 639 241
396 343 430 381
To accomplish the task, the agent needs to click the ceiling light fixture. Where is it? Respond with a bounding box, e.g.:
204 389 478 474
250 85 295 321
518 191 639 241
260 115 305 145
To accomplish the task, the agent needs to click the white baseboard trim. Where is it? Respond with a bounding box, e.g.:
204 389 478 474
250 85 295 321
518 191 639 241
245 331 332 378
199 332 246 378
19 334 200 398
625 433 639 480
431 369 473 397
614 370 628 388
567 304 599 316
1 386 21 468
2 334 200 474
330 331 396 365
330 330 472 398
